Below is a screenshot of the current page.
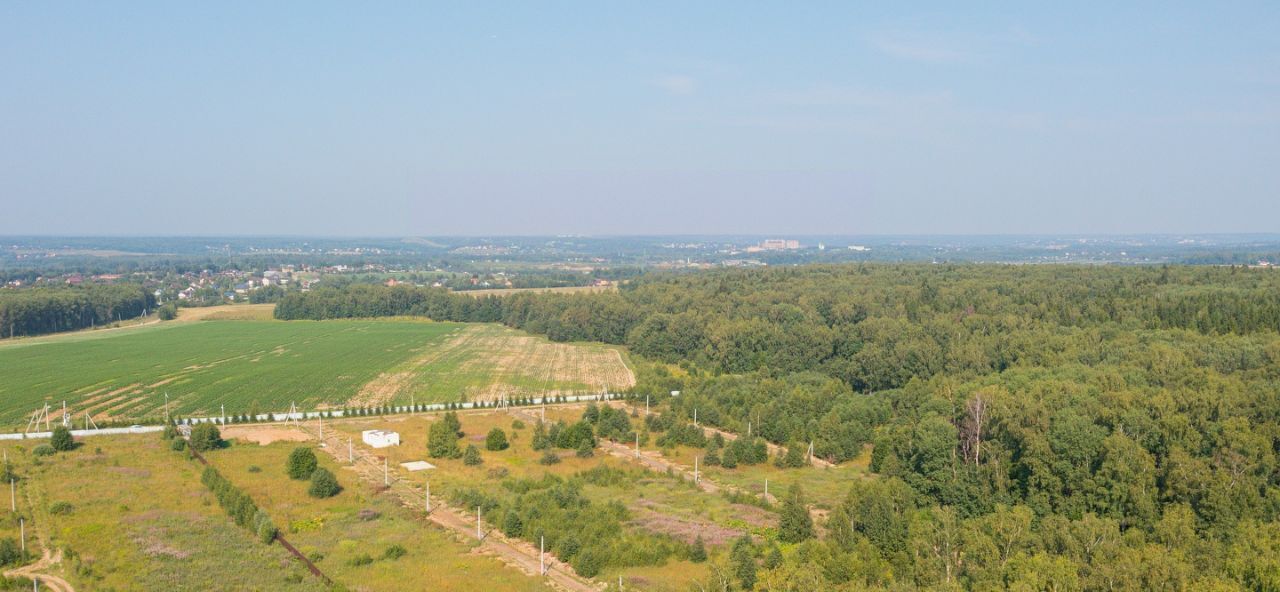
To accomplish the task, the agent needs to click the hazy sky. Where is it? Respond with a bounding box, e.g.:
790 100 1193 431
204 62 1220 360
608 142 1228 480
2 2 1278 236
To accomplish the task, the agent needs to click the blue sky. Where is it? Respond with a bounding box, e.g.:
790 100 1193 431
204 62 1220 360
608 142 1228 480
2 2 1277 235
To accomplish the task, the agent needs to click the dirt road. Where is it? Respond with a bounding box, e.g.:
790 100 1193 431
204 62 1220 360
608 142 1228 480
4 548 75 592
3 482 76 592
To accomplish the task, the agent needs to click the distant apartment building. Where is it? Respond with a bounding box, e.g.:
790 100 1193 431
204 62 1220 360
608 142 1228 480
745 239 801 253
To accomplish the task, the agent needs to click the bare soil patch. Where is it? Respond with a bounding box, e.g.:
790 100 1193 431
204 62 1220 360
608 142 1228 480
223 424 313 445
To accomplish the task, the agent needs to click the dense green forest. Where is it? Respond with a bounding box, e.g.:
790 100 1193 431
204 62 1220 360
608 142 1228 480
0 285 155 338
277 265 1280 590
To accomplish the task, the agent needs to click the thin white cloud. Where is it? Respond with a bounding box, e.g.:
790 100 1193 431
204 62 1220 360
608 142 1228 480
768 86 954 108
654 75 697 95
867 31 971 64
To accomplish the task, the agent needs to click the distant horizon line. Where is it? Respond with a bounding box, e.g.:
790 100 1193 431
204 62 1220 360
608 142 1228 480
5 232 1280 241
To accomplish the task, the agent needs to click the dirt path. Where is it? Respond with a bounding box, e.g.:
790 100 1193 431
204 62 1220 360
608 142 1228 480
300 422 597 592
4 548 75 592
3 480 76 592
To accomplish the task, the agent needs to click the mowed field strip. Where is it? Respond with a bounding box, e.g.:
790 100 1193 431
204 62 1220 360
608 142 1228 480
0 317 634 430
353 324 636 407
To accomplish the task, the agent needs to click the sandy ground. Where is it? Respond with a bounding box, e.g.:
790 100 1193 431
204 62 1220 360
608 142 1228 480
222 424 312 445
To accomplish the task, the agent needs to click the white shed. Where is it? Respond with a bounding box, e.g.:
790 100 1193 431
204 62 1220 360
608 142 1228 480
362 429 400 448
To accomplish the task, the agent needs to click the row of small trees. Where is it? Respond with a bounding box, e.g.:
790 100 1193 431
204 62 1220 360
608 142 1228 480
200 466 278 544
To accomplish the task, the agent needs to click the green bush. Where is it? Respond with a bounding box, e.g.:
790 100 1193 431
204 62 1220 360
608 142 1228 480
463 444 483 466
308 468 341 498
49 501 73 515
346 553 373 567
538 450 561 465
286 447 318 480
188 423 223 452
571 546 607 578
485 428 509 451
427 420 461 459
32 445 54 457
0 538 23 567
170 438 187 451
383 544 407 560
256 515 278 544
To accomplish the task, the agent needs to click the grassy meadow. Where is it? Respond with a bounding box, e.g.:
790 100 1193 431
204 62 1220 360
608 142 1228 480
0 435 327 591
205 438 553 592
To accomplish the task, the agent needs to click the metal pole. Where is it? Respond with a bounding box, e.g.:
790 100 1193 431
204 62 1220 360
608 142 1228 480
695 456 700 483
348 438 353 463
540 535 545 575
425 480 431 512
9 478 13 512
693 408 697 427
20 518 24 552
634 432 640 459
476 506 482 540
764 479 768 499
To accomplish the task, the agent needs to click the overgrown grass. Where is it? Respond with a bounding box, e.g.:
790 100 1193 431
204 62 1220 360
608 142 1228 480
0 435 326 591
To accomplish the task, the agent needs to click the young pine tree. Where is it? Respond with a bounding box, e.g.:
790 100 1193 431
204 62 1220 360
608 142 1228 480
463 444 483 466
778 484 814 543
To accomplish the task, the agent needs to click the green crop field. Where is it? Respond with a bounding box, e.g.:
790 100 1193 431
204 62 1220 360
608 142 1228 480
0 318 633 431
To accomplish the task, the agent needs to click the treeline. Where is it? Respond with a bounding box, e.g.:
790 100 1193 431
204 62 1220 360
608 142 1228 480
0 284 155 338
